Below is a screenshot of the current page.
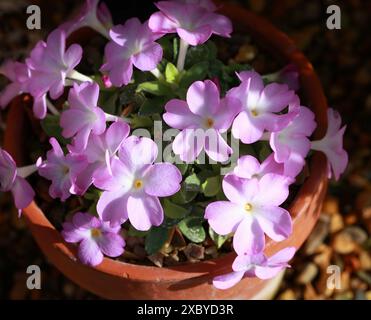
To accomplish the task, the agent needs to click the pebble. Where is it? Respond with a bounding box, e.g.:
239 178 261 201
296 263 319 285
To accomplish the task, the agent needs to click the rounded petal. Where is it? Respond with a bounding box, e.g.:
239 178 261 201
78 238 103 266
11 177 35 210
148 11 177 33
144 163 182 197
254 173 290 206
268 247 296 266
205 201 245 235
177 25 212 46
132 42 163 71
163 99 200 130
255 206 292 242
172 129 204 162
222 174 259 204
213 271 245 290
186 80 220 116
97 233 125 257
232 111 263 144
234 155 261 179
127 195 164 231
97 189 129 226
204 131 232 162
233 218 265 255
118 136 158 173
105 121 130 154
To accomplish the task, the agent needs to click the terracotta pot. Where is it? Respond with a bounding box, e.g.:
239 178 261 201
4 3 328 300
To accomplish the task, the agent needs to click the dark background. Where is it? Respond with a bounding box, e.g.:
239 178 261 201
0 0 370 299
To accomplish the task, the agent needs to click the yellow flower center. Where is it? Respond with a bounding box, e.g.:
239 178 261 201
134 179 143 189
244 203 253 212
205 118 214 128
91 228 102 238
251 109 258 117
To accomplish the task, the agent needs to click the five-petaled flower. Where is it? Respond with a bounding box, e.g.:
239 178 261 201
71 121 131 194
38 138 88 201
228 70 297 144
97 136 182 231
101 18 163 87
163 80 240 162
205 173 292 255
25 29 83 118
213 247 296 289
270 101 317 178
149 0 232 46
62 212 125 266
60 82 107 152
311 108 348 180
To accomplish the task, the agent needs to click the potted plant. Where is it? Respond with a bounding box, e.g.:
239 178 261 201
0 0 348 299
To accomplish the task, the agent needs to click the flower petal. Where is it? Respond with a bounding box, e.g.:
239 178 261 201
233 217 265 255
213 271 245 290
144 163 182 197
205 201 245 235
127 195 164 231
78 238 103 266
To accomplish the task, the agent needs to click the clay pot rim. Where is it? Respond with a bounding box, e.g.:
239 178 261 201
4 2 328 283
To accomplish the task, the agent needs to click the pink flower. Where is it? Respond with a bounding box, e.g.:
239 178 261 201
234 154 285 180
38 138 88 201
228 70 298 144
0 148 35 212
177 0 217 11
311 108 348 180
70 121 131 194
213 247 296 289
163 80 240 162
149 1 232 46
0 60 29 109
101 18 163 87
60 0 112 38
97 136 182 230
205 173 292 255
62 212 125 266
270 103 317 178
26 29 83 101
60 82 107 152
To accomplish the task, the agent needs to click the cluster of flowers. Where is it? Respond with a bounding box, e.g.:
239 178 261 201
0 0 348 289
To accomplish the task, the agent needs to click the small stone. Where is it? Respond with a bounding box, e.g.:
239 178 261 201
277 289 296 300
344 226 368 245
332 232 357 254
359 251 371 270
322 196 340 215
234 44 257 63
365 291 371 300
296 263 319 284
304 214 330 255
330 213 344 234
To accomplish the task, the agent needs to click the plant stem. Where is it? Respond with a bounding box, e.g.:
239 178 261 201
261 132 271 141
150 68 163 80
46 99 60 116
105 113 131 124
176 39 189 72
67 70 93 83
92 22 110 40
17 164 38 178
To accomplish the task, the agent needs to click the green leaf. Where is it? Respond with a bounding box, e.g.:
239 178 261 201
201 176 221 197
163 198 190 219
185 41 217 68
98 91 118 114
130 114 154 129
184 173 201 192
137 81 172 96
176 163 188 175
209 227 229 249
178 217 206 243
138 97 165 116
40 115 69 145
145 227 170 255
171 184 198 204
165 62 179 84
